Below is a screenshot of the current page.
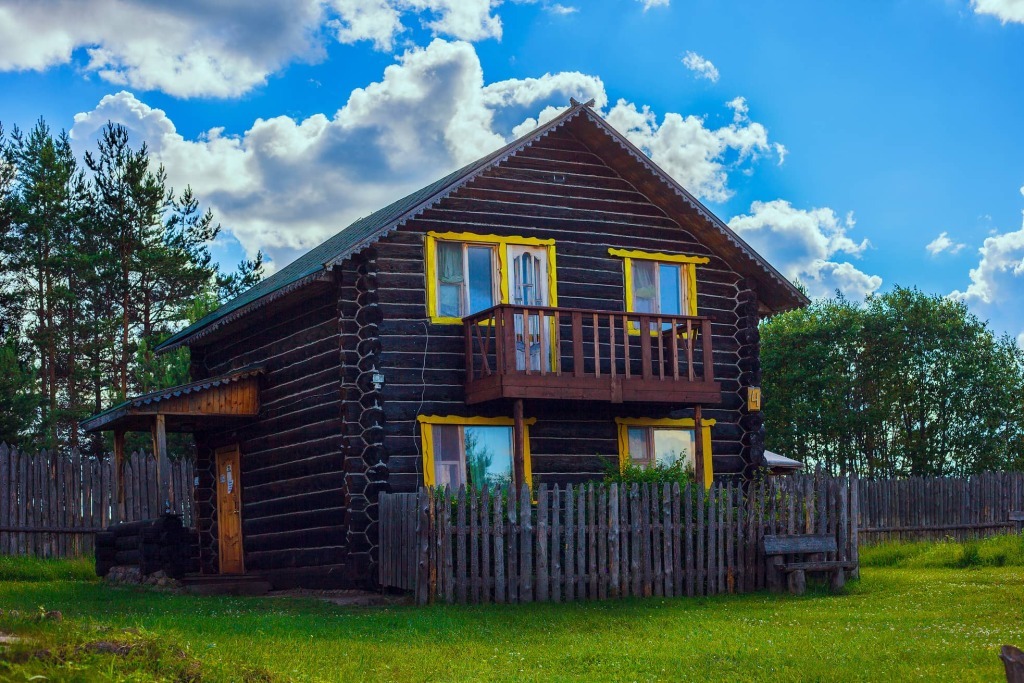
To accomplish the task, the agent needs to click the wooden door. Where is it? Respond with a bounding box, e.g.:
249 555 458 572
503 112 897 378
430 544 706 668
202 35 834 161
215 445 244 574
508 245 553 371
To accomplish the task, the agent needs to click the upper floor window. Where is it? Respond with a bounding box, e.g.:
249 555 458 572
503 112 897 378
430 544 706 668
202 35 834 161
609 248 709 323
426 232 558 324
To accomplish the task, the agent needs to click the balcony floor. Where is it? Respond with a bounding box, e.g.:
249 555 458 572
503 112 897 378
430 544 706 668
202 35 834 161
465 373 722 405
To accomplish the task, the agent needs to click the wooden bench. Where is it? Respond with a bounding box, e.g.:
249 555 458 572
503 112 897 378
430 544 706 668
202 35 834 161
1010 511 1024 534
762 534 856 595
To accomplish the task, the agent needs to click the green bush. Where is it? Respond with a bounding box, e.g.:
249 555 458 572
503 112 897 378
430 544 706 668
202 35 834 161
602 458 696 488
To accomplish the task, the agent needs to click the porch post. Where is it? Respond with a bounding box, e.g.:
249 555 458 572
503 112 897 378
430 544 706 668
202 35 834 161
150 414 172 513
513 398 526 489
114 429 126 520
693 404 706 488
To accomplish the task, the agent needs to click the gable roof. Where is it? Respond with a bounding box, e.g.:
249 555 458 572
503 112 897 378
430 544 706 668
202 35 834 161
157 100 807 353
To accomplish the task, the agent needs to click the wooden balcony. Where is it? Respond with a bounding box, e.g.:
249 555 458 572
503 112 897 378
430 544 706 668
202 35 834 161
463 304 722 405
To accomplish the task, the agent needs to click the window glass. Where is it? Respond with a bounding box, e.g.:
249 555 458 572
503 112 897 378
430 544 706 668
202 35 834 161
653 428 694 469
633 261 657 313
433 424 465 488
627 427 649 466
658 263 682 315
466 246 495 314
464 425 514 489
437 241 464 318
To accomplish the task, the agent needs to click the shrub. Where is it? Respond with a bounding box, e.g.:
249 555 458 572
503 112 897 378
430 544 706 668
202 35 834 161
602 458 696 488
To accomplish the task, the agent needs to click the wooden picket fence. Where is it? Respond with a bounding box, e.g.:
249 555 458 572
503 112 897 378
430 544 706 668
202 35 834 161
856 471 1024 544
0 443 195 558
379 473 859 605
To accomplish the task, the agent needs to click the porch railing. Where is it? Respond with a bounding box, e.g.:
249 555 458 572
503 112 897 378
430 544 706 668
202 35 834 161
463 304 721 404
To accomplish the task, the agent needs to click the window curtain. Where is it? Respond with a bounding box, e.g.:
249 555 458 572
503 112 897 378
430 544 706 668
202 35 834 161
633 261 656 311
438 241 464 283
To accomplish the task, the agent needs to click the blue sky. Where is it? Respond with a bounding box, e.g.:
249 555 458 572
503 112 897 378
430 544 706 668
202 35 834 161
1 0 1022 343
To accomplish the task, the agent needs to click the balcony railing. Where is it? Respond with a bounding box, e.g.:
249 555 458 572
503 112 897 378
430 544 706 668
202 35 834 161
463 304 722 405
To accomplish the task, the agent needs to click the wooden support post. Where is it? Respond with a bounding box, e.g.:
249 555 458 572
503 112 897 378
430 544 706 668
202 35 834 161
693 404 706 489
513 399 526 491
114 430 126 520
150 414 172 514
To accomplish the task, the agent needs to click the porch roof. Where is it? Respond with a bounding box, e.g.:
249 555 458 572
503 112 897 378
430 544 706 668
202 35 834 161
81 365 264 434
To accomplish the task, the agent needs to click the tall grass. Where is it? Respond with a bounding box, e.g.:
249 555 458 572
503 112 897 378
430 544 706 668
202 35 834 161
860 533 1024 569
0 555 96 582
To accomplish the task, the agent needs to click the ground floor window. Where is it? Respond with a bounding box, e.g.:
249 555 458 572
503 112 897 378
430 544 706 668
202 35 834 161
614 417 715 488
417 415 535 490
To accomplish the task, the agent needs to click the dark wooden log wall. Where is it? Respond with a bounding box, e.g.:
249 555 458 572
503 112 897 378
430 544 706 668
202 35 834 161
374 125 752 491
191 283 349 583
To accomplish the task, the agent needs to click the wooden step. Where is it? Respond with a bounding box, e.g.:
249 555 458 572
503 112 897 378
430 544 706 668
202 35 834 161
180 574 272 596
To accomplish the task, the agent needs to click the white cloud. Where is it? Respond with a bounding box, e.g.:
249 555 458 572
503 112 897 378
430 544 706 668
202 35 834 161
972 0 1024 24
729 200 882 299
950 213 1024 305
69 40 607 271
1017 331 1024 348
637 0 669 9
544 3 578 14
926 231 968 256
0 0 510 98
606 96 783 202
70 39 783 280
0 1 326 98
682 51 719 82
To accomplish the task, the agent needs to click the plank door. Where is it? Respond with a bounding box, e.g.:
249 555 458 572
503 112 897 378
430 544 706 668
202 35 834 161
215 445 245 574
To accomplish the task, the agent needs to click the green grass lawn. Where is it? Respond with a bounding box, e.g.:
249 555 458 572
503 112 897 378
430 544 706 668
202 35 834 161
1 537 1023 682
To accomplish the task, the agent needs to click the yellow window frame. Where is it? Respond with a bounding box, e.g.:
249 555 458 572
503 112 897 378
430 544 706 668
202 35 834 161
614 416 716 489
609 248 708 335
417 414 537 489
425 231 558 324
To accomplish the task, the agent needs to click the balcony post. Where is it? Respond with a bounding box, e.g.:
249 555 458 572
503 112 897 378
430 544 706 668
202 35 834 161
693 404 706 488
513 398 526 489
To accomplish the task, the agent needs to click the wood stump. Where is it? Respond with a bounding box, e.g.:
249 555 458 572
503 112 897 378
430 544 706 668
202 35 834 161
1002 645 1024 683
787 569 806 595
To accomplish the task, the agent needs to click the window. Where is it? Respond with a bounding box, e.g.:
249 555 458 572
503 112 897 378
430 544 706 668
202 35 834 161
436 241 497 318
615 417 715 488
418 415 535 489
425 232 558 324
609 248 709 333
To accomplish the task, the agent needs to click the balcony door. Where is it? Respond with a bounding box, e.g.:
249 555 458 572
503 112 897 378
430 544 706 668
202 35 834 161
508 245 553 371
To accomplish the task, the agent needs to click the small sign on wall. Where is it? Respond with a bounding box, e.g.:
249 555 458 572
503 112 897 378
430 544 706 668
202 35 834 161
747 387 762 412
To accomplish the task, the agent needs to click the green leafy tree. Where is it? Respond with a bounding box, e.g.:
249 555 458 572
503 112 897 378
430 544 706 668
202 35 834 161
762 286 1024 476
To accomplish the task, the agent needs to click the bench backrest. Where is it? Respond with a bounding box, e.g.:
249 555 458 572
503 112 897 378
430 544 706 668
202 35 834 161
762 534 837 555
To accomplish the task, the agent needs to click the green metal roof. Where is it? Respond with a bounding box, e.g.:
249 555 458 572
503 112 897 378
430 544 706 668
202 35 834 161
81 364 266 432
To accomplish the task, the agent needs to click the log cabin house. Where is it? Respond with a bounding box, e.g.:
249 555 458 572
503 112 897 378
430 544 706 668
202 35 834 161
82 99 807 589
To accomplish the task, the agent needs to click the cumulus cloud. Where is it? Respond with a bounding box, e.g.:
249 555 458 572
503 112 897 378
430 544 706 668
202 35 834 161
70 38 783 278
949 213 1024 305
70 40 608 271
606 96 783 202
0 1 326 98
637 0 670 9
729 200 882 299
682 51 719 82
0 0 511 97
926 231 968 256
972 0 1024 23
